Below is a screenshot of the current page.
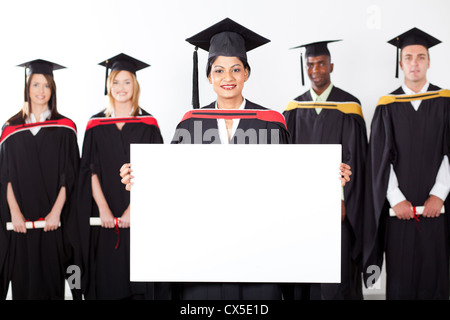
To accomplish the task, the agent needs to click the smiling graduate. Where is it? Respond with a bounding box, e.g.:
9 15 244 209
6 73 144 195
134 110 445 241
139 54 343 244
118 18 353 301
0 59 81 300
170 17 289 300
172 18 290 145
77 53 164 300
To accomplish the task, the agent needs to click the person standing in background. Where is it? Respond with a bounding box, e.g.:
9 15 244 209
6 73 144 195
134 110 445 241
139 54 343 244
77 53 166 300
0 59 81 299
283 40 367 300
363 27 450 300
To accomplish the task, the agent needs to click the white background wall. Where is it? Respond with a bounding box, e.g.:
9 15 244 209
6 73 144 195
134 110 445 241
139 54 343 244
1 0 449 299
0 0 449 146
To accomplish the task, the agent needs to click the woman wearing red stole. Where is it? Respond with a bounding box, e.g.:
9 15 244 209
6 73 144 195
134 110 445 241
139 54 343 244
77 53 165 300
0 59 81 299
120 18 352 300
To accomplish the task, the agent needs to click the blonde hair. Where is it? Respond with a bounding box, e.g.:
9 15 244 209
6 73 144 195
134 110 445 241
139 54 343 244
105 70 141 117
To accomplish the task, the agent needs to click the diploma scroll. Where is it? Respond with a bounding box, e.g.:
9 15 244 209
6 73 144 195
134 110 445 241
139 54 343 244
89 217 121 226
6 220 60 231
389 206 445 217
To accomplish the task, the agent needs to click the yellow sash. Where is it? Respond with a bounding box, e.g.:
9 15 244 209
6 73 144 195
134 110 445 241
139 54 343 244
377 89 450 106
285 101 364 118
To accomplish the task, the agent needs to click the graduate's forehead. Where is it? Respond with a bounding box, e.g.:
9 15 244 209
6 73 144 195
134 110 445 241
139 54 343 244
29 73 49 83
305 55 331 63
211 56 245 67
401 44 429 55
112 70 134 80
400 45 430 62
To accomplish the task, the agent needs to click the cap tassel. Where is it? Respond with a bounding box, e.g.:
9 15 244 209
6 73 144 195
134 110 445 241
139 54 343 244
395 37 400 79
104 61 109 95
395 46 399 78
24 67 28 102
192 46 200 109
300 52 305 86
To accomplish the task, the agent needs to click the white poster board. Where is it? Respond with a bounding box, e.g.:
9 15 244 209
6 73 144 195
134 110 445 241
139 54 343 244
130 144 341 283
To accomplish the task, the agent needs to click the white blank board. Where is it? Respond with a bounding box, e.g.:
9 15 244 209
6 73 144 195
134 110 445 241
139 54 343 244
130 144 341 283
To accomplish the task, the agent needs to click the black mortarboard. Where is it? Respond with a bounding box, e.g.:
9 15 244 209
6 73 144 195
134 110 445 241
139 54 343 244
289 40 341 86
99 53 150 95
186 18 270 108
17 59 66 102
388 27 441 78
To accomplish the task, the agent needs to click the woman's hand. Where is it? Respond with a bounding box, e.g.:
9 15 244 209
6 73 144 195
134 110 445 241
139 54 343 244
99 205 116 228
120 163 134 191
44 186 66 232
10 210 27 234
7 182 26 233
91 174 116 228
340 163 352 187
119 206 130 228
44 209 61 232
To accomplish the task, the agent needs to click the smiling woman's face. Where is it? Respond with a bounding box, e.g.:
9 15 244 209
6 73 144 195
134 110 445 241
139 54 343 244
111 70 134 104
208 56 248 104
28 74 52 109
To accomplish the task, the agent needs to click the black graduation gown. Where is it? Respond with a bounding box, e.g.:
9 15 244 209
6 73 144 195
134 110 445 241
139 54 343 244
77 109 165 300
0 115 81 300
172 100 289 145
363 84 450 299
282 86 367 300
171 100 290 300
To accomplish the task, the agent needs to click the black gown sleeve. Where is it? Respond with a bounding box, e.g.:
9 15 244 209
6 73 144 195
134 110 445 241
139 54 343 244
76 126 97 298
59 128 83 300
341 114 368 262
0 135 10 299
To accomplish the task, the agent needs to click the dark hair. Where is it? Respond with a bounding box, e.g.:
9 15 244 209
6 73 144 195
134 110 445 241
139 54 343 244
7 73 59 125
206 56 251 78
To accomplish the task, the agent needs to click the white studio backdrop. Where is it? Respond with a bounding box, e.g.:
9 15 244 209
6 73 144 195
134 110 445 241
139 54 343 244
1 0 447 299
0 0 449 149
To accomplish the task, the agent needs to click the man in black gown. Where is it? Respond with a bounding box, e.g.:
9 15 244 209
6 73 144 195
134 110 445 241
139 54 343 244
363 27 450 300
283 40 368 300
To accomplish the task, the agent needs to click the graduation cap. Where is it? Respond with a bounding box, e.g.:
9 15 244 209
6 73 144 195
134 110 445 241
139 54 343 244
99 53 150 95
17 59 66 102
388 27 441 78
185 18 270 108
289 40 341 86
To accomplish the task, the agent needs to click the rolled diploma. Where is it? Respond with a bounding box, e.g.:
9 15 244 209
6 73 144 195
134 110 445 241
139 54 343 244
389 206 445 217
89 217 121 226
6 220 60 230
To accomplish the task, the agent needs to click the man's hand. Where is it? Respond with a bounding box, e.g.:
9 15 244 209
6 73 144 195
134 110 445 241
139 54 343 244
392 200 415 220
423 195 444 218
